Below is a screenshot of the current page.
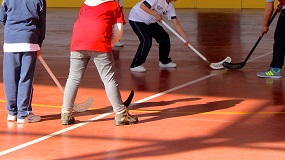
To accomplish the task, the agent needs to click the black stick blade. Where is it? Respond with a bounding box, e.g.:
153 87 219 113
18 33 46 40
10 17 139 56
223 62 245 70
124 90 134 107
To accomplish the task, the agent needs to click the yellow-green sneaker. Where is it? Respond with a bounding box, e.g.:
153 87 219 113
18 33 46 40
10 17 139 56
257 68 282 78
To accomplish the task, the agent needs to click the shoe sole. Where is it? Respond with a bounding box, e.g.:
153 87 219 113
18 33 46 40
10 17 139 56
62 122 74 125
61 121 75 125
115 121 138 126
7 117 17 121
159 65 177 68
61 118 75 125
257 75 282 78
130 69 146 72
17 119 41 124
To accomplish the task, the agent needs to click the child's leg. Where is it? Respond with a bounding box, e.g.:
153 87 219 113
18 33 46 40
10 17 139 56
91 51 125 113
62 51 89 112
129 20 153 68
271 9 285 69
16 52 37 119
3 52 21 116
150 23 172 64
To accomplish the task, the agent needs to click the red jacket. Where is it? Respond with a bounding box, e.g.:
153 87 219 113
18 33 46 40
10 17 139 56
279 0 285 5
70 2 125 52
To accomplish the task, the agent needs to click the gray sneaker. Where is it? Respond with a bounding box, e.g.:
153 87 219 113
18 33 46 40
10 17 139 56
115 109 138 126
17 113 41 124
257 68 282 78
61 112 75 125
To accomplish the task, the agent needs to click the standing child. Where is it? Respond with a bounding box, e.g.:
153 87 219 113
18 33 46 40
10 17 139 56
0 0 46 123
128 0 190 72
257 0 285 78
61 0 138 126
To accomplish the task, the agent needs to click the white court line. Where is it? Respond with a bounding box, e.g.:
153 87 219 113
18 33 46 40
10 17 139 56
0 113 112 156
247 51 272 62
0 74 216 156
130 74 216 105
0 51 273 156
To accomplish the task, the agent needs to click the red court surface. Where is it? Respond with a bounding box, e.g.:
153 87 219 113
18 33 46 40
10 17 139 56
0 8 285 160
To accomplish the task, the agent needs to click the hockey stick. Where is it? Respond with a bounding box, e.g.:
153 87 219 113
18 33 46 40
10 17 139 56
124 90 134 107
73 90 134 111
38 55 93 112
161 20 231 70
223 9 279 70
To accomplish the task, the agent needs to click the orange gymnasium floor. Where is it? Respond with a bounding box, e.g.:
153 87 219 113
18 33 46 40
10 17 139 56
0 8 285 160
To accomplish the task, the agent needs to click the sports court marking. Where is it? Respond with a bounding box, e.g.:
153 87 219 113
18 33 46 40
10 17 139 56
1 100 284 115
131 110 285 115
0 51 273 156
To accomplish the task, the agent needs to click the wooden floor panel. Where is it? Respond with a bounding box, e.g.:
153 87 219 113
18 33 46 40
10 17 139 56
0 8 285 160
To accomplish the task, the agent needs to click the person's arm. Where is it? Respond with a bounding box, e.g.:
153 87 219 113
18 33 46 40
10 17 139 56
140 1 162 22
172 18 190 46
37 0 46 47
262 2 274 34
111 23 123 46
0 0 7 25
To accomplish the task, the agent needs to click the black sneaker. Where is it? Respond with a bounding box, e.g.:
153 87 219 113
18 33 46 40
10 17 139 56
115 109 138 126
61 112 75 125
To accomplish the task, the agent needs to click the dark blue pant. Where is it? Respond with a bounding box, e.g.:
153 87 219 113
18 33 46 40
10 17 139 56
270 9 285 69
129 20 172 68
3 52 37 119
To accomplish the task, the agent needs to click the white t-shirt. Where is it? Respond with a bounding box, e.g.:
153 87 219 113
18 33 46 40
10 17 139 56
128 0 176 25
3 43 39 52
118 0 123 7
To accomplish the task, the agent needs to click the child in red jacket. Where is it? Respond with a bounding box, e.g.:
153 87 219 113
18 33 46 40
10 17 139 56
61 0 138 125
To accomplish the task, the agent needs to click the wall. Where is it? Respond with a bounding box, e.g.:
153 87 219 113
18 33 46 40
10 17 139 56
0 0 280 8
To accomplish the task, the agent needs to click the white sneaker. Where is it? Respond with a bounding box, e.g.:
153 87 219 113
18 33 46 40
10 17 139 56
159 62 177 68
17 113 41 124
7 115 17 121
130 65 146 72
115 41 124 47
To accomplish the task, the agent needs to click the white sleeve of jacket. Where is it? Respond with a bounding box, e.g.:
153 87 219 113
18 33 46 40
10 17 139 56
111 23 123 47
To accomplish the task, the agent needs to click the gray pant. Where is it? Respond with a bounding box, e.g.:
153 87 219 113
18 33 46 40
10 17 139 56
62 51 125 113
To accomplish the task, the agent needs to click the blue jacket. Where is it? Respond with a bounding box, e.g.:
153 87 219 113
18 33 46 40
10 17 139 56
0 0 46 47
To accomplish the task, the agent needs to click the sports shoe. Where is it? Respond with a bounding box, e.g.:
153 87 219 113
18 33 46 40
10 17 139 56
17 113 41 124
61 112 75 125
115 41 124 47
159 61 177 68
130 65 146 72
7 114 17 121
115 109 138 126
257 68 282 78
